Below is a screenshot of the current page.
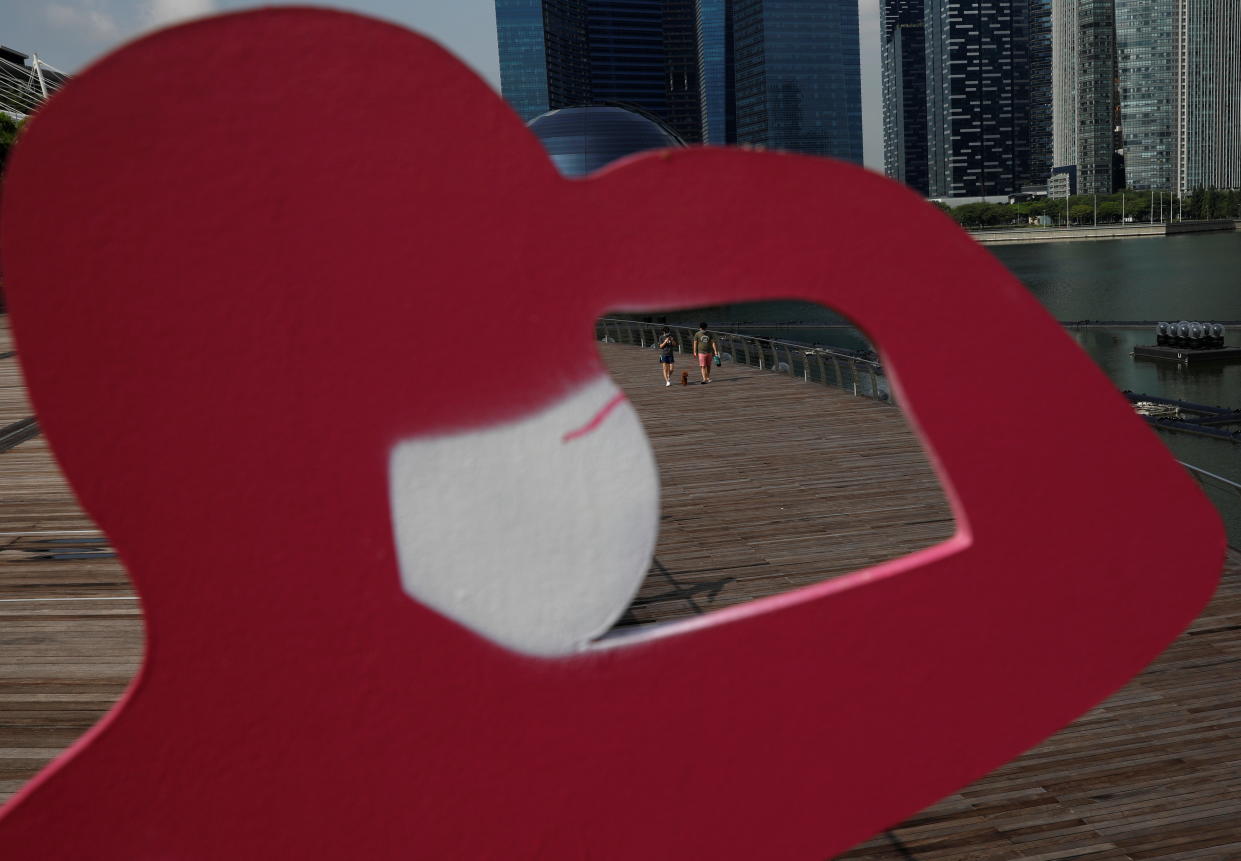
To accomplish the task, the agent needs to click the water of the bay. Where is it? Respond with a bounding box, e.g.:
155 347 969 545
993 233 1241 544
650 230 1241 541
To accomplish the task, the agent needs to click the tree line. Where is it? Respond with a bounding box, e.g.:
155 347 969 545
0 112 25 174
0 113 26 311
937 188 1241 229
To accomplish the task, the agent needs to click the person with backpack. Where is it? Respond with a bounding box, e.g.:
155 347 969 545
692 322 719 384
657 327 677 387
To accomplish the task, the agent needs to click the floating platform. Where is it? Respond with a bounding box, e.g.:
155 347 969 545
1133 343 1241 364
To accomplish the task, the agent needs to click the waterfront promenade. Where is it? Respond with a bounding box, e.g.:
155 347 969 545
2 319 1239 857
969 219 1238 245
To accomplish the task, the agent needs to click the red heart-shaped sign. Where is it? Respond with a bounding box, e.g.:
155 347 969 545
0 9 1224 858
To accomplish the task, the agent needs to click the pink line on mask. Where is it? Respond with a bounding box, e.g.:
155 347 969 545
562 391 628 443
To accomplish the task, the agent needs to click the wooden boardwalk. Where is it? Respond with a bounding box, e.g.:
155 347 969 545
2 319 1240 858
601 342 955 626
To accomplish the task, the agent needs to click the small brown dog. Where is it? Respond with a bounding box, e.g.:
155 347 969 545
680 371 689 386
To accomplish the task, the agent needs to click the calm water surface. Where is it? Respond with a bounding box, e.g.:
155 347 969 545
990 232 1240 322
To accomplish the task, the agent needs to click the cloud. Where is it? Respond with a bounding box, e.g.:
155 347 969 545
144 0 218 28
45 1 122 42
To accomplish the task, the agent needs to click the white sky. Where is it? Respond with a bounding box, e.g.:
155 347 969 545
3 0 884 169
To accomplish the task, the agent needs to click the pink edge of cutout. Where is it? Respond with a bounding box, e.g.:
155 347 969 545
593 530 975 651
561 391 628 443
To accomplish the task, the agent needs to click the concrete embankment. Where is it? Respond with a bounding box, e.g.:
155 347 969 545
969 219 1238 245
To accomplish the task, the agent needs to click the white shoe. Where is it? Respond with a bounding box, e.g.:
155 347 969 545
665 381 671 386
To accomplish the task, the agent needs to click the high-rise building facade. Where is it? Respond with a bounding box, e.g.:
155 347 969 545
588 2 670 115
1053 0 1120 194
1052 0 1078 171
1115 0 1175 189
925 0 1031 197
497 0 557 121
1076 0 1120 192
1173 0 1241 193
696 0 736 144
1027 0 1054 185
1117 0 1239 193
881 0 928 194
732 0 863 162
495 0 702 142
662 0 703 143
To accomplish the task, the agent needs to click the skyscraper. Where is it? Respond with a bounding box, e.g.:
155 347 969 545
494 0 702 142
1027 0 1054 185
925 0 1031 198
731 0 863 162
588 2 671 115
881 0 928 194
1053 0 1120 194
1173 0 1241 193
663 0 704 143
1115 0 1175 189
1116 0 1239 193
696 0 736 144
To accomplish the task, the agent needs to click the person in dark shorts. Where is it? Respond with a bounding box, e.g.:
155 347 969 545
692 322 719 384
658 327 676 386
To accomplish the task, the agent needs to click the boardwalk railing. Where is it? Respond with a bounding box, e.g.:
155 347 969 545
597 318 890 402
1181 462 1241 548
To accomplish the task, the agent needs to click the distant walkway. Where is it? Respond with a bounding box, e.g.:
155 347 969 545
970 218 1237 245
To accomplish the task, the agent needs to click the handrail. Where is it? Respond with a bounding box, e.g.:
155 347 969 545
1180 462 1241 550
1180 461 1241 495
598 317 890 403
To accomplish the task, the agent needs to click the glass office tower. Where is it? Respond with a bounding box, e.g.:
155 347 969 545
1116 0 1239 193
1076 0 1119 193
732 0 863 162
662 0 703 143
1054 0 1119 194
696 0 736 144
587 1 668 114
881 0 928 194
1027 0 1054 185
926 0 1031 197
1115 0 1174 190
1174 0 1241 193
496 0 556 121
495 0 701 142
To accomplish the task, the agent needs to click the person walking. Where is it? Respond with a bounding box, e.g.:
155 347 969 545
657 327 677 386
692 322 719 384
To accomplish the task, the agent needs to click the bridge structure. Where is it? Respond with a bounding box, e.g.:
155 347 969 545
1 317 1239 858
0 49 67 119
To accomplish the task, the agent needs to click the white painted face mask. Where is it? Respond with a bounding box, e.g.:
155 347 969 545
389 376 659 656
